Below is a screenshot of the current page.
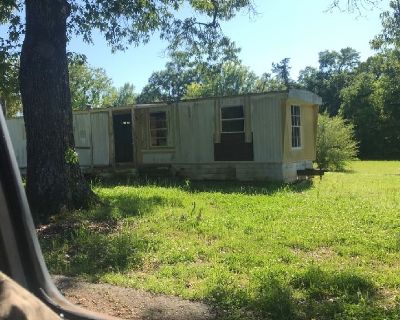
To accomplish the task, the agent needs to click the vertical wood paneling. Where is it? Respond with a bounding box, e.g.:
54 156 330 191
73 114 91 166
251 94 285 162
6 118 27 168
91 112 110 166
174 99 215 163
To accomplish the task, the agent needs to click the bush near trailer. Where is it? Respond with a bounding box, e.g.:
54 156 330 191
316 113 358 171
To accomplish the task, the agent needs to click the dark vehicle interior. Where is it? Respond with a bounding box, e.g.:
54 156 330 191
0 110 115 319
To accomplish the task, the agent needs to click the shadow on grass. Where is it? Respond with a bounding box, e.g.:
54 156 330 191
101 192 183 219
205 267 396 320
40 224 157 279
97 176 314 196
39 194 174 279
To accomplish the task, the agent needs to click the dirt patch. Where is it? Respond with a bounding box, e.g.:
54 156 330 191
53 276 215 320
292 246 336 261
38 220 121 239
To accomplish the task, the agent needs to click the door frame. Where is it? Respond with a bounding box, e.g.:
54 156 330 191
109 107 135 168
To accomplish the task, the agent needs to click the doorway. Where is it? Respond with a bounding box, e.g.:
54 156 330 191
113 112 133 163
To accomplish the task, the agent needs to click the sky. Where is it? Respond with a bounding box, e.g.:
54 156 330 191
5 1 389 92
66 0 389 92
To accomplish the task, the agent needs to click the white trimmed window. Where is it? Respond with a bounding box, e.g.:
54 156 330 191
221 105 244 133
291 105 301 148
149 111 168 147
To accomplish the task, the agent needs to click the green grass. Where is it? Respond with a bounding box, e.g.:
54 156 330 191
39 161 400 319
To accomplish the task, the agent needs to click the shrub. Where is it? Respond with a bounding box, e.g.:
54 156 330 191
316 113 358 171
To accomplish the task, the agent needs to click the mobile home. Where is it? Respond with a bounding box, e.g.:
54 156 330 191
6 89 322 182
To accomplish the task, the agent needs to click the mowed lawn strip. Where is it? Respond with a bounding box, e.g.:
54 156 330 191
40 161 400 319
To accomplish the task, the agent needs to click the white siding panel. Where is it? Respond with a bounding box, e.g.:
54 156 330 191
6 118 27 168
73 114 91 147
251 94 283 162
76 149 91 166
143 151 174 163
91 112 110 166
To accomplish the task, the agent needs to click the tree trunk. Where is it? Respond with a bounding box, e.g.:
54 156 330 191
19 0 96 221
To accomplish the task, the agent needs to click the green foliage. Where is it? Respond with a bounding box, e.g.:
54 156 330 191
340 50 400 159
271 57 293 89
0 53 21 116
316 113 358 171
113 82 136 107
40 161 400 319
64 148 79 165
41 225 145 275
298 48 360 115
137 51 202 103
139 53 294 102
371 0 400 50
69 58 117 110
1 53 136 112
254 72 286 92
1 0 255 56
184 61 258 99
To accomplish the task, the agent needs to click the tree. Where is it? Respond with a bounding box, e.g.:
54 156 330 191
1 53 134 114
271 58 293 89
328 0 383 14
184 61 258 99
1 0 255 220
371 0 400 49
254 72 286 92
113 83 136 107
0 53 21 117
69 57 116 110
137 51 200 103
339 2 400 159
340 51 400 159
137 42 241 103
298 48 360 115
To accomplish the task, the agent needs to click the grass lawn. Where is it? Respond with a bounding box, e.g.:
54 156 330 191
39 161 400 319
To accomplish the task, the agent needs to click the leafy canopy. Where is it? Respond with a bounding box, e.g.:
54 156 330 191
371 0 400 49
1 1 255 59
1 0 255 108
298 48 360 116
69 56 116 110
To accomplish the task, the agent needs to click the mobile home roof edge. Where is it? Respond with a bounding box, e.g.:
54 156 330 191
5 89 322 119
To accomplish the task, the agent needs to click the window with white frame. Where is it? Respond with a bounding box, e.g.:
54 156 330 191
221 105 244 133
149 111 168 147
291 105 301 148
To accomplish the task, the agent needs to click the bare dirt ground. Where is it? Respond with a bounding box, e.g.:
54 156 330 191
53 276 216 320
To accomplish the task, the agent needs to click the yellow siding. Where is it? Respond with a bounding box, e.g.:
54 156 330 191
283 103 319 162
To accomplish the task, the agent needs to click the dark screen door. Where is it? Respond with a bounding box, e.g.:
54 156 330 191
113 113 133 163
